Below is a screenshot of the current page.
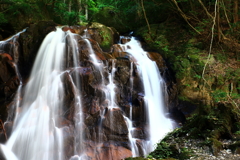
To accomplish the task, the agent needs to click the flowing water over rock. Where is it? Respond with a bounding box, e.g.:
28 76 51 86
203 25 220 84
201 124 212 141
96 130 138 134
0 25 175 160
5 28 65 160
119 37 173 154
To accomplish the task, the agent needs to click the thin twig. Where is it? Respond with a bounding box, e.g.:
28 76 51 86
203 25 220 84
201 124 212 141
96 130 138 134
221 0 232 31
171 0 201 34
202 0 218 85
227 95 239 110
197 0 213 19
141 0 151 34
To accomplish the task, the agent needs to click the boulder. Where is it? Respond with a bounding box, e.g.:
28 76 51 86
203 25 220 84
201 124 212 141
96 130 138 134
121 37 131 44
88 22 119 52
0 53 19 121
18 21 57 79
83 142 132 160
102 108 128 135
111 44 128 58
0 21 177 159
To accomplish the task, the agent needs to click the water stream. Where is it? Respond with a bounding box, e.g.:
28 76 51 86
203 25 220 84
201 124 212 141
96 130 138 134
4 28 66 160
120 37 173 154
0 28 173 160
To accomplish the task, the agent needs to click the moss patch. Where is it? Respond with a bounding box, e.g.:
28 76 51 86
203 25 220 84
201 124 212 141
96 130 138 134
89 22 117 52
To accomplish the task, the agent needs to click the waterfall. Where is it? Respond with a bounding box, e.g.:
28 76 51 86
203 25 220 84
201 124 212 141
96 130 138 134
4 28 65 160
6 63 22 123
65 31 84 157
0 27 174 160
121 37 173 153
0 29 26 64
106 60 117 109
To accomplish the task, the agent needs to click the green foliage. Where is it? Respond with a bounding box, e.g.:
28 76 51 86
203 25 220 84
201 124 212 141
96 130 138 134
147 101 240 158
91 0 171 33
214 52 227 62
148 141 176 159
53 1 79 25
0 13 8 24
212 90 228 102
179 147 194 160
147 131 194 160
98 29 112 50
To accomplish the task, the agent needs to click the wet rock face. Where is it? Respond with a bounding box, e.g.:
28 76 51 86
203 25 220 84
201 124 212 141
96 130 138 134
18 21 57 79
0 21 57 81
0 53 19 121
0 21 57 127
111 44 127 58
102 108 128 135
59 34 152 159
0 22 179 159
88 22 120 52
83 142 132 160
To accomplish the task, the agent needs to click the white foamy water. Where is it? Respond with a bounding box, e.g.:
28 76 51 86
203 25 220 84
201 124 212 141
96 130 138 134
0 144 18 160
84 39 99 65
106 60 117 109
1 28 174 160
124 116 139 157
121 37 173 153
5 28 65 160
0 29 26 64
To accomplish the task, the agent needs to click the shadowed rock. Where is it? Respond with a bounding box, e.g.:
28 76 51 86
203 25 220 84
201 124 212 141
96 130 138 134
0 53 19 121
102 108 128 135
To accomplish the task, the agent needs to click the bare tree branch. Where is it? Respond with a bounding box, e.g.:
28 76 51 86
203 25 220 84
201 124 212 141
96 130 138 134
202 0 218 86
171 0 201 34
141 0 151 34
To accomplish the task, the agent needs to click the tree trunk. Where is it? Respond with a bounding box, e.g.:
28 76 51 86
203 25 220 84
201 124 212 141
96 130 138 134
141 0 151 34
221 0 232 30
85 0 88 21
69 0 72 12
197 0 213 19
52 0 56 8
217 0 223 42
78 0 82 22
171 0 201 34
233 0 238 23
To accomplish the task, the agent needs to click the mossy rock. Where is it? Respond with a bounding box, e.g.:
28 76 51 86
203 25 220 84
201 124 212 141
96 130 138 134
229 141 240 154
88 22 119 52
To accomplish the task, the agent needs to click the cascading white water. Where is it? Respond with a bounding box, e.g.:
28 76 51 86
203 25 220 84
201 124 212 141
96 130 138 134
1 27 174 160
84 38 105 87
0 29 26 64
6 63 23 122
0 144 18 160
125 62 139 157
4 28 66 160
124 116 139 157
121 37 173 153
84 39 99 65
67 72 84 160
66 31 84 158
106 60 118 109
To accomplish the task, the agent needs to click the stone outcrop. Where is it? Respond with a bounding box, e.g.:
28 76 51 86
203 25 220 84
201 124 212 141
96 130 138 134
0 53 19 121
88 22 120 52
18 21 57 79
0 22 178 160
